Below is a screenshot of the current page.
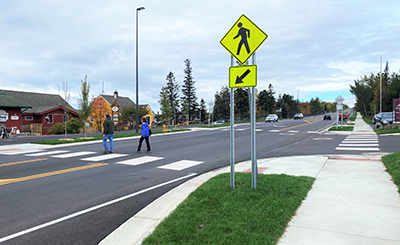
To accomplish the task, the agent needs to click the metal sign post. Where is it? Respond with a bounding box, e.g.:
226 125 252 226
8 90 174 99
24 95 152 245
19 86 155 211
221 15 267 190
230 56 235 189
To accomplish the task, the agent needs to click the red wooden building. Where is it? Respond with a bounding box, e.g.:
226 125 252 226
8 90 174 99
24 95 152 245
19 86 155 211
0 90 79 135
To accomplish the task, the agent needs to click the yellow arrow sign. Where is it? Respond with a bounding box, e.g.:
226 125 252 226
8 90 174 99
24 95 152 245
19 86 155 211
229 65 257 88
220 15 268 65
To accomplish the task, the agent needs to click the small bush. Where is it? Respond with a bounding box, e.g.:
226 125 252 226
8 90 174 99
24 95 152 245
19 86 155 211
49 118 84 134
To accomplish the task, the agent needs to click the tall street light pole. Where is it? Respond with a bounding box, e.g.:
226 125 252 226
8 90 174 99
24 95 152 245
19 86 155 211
136 6 145 133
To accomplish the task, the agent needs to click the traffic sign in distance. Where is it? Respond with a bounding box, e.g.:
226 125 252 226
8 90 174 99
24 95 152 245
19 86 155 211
220 14 268 65
229 65 257 88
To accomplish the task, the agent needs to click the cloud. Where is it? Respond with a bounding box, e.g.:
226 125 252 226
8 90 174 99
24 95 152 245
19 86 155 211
1 0 399 114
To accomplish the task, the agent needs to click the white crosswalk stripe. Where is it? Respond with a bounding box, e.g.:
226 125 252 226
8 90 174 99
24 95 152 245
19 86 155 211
158 160 203 171
336 135 379 151
25 150 69 156
52 151 96 158
0 149 45 155
117 156 164 166
81 154 128 161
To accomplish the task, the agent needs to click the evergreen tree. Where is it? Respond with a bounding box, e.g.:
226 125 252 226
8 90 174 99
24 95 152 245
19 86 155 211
214 86 230 120
257 84 275 117
199 99 207 123
165 71 180 125
181 59 198 121
234 88 249 120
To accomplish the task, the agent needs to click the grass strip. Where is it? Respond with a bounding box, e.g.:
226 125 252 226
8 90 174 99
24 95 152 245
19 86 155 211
199 123 231 128
374 128 400 135
142 173 315 245
382 152 400 194
32 129 190 145
328 126 354 131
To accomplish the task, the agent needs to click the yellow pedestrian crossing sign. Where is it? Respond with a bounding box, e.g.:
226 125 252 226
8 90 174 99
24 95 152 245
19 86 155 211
220 14 268 65
229 65 257 88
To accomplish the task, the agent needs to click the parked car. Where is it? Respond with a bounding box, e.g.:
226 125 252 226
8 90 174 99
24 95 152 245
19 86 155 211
265 114 278 123
375 112 393 128
323 114 331 120
372 113 381 124
294 113 303 120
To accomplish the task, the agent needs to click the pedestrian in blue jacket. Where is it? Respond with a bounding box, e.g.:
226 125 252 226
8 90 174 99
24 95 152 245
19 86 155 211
137 117 151 153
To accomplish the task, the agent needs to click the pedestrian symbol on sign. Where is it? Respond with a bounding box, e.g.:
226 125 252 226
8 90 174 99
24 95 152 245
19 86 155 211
220 14 268 65
233 23 250 55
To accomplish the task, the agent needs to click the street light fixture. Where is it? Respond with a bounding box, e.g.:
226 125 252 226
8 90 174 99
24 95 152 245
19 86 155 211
136 6 145 133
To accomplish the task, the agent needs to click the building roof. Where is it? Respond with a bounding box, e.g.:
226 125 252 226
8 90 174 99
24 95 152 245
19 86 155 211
0 90 78 114
0 91 32 108
100 94 135 110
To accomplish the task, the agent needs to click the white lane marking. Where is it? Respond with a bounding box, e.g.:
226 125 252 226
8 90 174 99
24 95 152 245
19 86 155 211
338 144 379 147
335 147 379 151
0 150 45 155
269 130 280 132
345 137 378 140
341 141 378 144
25 150 69 157
52 151 96 158
116 156 164 166
313 138 333 140
288 130 299 133
81 154 128 161
256 129 263 132
236 128 248 131
158 160 203 171
307 131 318 134
0 173 197 243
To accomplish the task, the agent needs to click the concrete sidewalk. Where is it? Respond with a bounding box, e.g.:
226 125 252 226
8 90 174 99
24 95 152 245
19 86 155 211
100 153 400 245
101 113 400 244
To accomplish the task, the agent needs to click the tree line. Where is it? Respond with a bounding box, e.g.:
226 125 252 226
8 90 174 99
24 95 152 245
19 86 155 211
212 84 338 121
159 59 340 124
159 59 207 125
350 61 400 117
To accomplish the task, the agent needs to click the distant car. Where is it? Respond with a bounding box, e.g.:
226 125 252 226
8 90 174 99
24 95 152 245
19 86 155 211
213 119 225 125
294 113 303 120
265 114 278 123
323 114 331 120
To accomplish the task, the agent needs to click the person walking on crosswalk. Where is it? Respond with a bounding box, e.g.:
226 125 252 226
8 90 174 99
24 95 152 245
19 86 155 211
137 117 151 153
103 114 114 154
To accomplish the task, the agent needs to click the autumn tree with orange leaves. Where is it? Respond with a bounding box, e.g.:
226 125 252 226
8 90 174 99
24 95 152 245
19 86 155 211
91 98 110 132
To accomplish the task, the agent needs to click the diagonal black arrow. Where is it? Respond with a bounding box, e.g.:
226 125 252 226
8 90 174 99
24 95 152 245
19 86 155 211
235 69 251 84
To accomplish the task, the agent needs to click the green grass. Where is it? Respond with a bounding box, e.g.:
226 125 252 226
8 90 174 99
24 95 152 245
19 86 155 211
32 129 190 145
199 123 231 128
374 127 400 135
363 117 373 124
142 173 315 245
382 152 400 194
348 114 356 121
328 126 354 131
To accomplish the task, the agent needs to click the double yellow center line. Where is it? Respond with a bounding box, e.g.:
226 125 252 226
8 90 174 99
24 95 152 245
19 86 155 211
280 118 323 131
0 158 108 186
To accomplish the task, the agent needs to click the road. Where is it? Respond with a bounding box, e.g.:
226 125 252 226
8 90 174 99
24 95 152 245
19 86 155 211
0 116 399 244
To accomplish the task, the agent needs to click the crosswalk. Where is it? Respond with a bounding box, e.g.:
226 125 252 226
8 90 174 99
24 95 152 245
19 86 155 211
335 135 379 151
0 150 204 171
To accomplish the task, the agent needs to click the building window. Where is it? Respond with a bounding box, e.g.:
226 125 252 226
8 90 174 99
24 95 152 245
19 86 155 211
48 114 53 124
25 116 33 121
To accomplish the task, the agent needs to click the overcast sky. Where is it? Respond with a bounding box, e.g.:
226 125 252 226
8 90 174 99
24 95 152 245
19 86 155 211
1 0 399 113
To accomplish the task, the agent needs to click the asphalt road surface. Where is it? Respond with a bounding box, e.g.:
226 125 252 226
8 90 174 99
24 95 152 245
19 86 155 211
0 116 399 244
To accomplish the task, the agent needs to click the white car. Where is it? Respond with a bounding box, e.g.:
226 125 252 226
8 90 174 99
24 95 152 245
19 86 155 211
265 114 278 123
